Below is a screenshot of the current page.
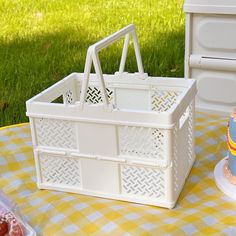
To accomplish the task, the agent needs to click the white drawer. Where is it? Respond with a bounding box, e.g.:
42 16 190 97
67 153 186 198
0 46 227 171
192 14 236 59
191 66 236 113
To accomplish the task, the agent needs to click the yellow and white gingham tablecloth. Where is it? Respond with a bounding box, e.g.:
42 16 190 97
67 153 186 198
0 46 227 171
0 112 236 235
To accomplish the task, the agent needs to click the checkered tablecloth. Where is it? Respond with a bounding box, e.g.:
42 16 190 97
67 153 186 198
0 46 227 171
1 112 236 235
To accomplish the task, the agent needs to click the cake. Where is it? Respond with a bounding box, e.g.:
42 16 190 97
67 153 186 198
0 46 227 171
224 108 236 184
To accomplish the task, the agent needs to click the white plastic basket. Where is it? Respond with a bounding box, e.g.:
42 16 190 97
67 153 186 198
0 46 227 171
26 24 197 208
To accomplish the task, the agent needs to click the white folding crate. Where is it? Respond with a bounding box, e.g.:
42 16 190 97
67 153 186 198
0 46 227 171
26 24 197 208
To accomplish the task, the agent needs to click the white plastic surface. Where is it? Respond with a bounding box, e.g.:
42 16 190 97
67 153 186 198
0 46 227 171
26 24 197 208
184 0 236 14
184 7 236 114
196 72 236 104
214 157 236 200
191 15 236 58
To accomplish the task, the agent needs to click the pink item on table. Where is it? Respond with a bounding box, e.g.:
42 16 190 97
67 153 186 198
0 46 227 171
0 204 24 236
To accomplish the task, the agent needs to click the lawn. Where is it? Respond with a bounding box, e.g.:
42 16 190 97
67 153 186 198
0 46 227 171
0 0 185 127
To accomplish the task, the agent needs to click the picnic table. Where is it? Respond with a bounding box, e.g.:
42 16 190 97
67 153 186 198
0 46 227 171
1 112 235 235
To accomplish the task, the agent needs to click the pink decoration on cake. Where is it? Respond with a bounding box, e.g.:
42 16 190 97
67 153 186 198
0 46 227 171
224 158 236 184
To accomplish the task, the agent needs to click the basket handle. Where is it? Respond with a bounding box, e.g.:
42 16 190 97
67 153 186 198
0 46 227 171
79 24 146 110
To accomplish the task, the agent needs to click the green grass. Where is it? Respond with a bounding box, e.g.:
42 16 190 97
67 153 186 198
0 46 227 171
0 0 185 127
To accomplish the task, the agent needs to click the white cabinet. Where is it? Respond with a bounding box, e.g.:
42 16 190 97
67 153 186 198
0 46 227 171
184 0 236 114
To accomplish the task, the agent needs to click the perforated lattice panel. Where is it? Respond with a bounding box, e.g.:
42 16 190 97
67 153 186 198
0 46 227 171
64 90 74 104
151 89 181 112
35 118 76 149
179 106 189 127
121 165 165 198
86 86 114 104
118 126 165 160
173 101 195 194
40 154 81 187
173 125 179 193
187 102 194 164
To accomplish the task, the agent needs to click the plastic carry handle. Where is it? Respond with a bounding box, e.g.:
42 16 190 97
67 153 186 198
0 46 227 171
80 24 145 110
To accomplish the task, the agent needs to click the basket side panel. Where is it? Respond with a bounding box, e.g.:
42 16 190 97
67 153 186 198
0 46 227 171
80 159 120 194
86 86 114 104
35 118 76 149
115 88 149 111
151 89 181 112
118 126 166 161
120 164 166 199
39 153 81 187
173 99 195 197
77 123 117 156
63 78 81 104
187 100 195 165
64 89 75 104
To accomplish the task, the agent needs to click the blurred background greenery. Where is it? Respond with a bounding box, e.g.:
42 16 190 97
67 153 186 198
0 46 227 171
0 0 185 127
